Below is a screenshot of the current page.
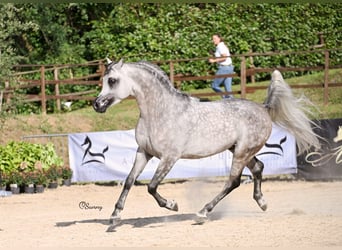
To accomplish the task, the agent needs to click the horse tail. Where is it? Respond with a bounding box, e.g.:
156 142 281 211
264 70 320 155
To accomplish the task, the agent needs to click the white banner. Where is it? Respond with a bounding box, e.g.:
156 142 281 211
68 124 297 182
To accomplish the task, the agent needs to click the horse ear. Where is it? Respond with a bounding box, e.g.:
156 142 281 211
116 58 124 68
106 57 112 64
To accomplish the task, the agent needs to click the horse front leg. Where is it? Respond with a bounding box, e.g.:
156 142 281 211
108 148 151 230
148 157 179 211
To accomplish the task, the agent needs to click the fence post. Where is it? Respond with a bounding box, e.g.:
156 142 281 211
0 90 2 112
5 81 10 105
249 49 255 84
40 66 46 115
324 50 329 106
54 67 61 111
98 61 105 83
169 61 174 85
240 56 247 99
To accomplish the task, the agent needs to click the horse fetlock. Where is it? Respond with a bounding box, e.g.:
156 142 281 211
196 208 208 218
109 214 121 225
195 210 208 225
165 199 179 211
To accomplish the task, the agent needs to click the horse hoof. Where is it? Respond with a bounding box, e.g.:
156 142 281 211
166 199 179 211
258 199 268 211
107 216 122 232
194 212 208 225
260 203 267 211
106 225 117 232
109 216 121 226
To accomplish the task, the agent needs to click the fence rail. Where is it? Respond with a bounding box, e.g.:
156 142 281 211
1 48 341 114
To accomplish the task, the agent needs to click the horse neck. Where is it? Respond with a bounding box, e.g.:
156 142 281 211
130 66 186 117
134 80 174 117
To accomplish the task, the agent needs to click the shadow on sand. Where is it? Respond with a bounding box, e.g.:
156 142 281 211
55 212 228 231
56 213 196 231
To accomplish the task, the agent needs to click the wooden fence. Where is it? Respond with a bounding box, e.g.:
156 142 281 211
1 48 341 114
1 60 104 113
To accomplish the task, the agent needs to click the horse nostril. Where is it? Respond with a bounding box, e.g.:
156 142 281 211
93 99 99 110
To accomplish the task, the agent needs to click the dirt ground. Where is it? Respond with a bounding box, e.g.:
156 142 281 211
0 179 342 248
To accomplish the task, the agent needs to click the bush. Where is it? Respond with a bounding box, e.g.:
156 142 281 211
0 141 63 174
0 141 64 188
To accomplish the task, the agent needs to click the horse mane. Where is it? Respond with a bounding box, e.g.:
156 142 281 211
133 61 190 99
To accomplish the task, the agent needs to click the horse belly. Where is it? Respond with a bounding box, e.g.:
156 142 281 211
181 104 271 159
180 123 239 159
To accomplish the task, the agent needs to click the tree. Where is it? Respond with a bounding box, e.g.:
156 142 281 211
0 4 37 80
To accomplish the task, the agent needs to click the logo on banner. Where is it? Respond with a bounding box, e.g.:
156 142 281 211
257 136 287 157
81 136 109 165
305 126 342 167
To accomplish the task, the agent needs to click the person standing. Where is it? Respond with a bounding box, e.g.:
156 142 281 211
209 34 234 98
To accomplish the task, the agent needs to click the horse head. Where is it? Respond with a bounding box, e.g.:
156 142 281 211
93 58 132 113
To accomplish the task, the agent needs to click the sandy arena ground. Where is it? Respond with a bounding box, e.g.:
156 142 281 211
0 179 342 248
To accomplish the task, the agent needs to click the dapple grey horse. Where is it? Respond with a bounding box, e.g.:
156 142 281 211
93 59 319 231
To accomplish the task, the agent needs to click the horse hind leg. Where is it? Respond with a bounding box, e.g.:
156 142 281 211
247 157 267 211
196 174 242 221
196 157 245 219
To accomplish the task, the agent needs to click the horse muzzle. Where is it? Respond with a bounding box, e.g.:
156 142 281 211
93 96 115 113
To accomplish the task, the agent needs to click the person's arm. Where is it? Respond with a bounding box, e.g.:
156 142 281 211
209 53 228 63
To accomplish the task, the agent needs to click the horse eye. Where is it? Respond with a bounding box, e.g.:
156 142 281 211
108 77 118 87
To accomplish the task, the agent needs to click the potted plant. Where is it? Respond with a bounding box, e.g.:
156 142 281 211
61 166 73 186
23 171 35 194
46 165 60 189
7 171 23 194
34 169 47 193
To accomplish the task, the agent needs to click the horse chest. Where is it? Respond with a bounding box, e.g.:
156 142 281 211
135 119 184 157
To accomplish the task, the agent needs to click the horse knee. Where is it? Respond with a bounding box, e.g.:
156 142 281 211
255 160 264 172
250 159 264 178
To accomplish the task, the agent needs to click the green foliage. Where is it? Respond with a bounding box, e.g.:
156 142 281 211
45 165 61 181
6 171 24 186
85 3 341 69
0 4 38 79
32 169 48 185
1 3 341 114
0 141 64 187
5 3 340 67
61 166 73 180
0 141 63 174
